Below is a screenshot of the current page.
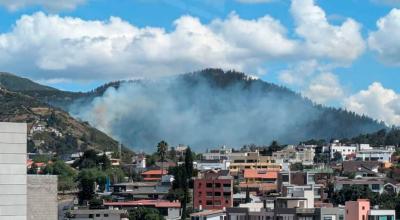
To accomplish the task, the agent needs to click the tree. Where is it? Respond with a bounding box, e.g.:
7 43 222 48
184 147 194 177
157 141 168 175
333 152 342 162
290 162 304 171
129 207 165 220
168 147 177 162
77 168 107 204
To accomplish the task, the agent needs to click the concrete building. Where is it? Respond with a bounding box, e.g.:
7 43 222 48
190 210 226 220
334 177 400 194
368 209 395 220
346 199 396 220
0 122 27 220
103 200 181 220
345 199 370 220
330 140 357 160
67 209 128 220
356 148 395 163
193 170 233 210
27 175 58 220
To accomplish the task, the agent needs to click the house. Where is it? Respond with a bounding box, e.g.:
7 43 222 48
190 210 226 220
330 140 357 160
345 199 395 220
194 160 230 171
356 148 395 163
141 169 168 181
193 170 233 210
342 161 382 178
334 177 400 194
103 200 181 220
239 169 278 193
66 209 128 220
111 181 169 200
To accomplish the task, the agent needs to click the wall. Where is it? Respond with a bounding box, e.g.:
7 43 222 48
27 175 58 220
0 122 27 220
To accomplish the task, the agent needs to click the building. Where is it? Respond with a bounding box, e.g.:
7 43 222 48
334 177 400 194
27 175 58 220
194 160 230 171
190 210 226 220
330 140 357 160
356 148 395 163
103 200 181 220
368 209 396 220
202 146 234 161
239 169 278 193
141 169 168 181
66 209 128 220
193 170 233 210
0 122 27 220
345 199 396 220
342 161 382 178
229 162 281 176
226 206 344 220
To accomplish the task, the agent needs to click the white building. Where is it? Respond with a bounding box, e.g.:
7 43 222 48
0 122 27 220
356 148 395 163
368 209 396 220
330 140 357 160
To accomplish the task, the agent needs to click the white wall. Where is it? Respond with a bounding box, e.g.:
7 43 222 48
0 122 27 220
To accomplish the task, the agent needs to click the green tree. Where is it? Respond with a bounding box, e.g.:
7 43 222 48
157 141 168 174
333 152 343 162
129 207 165 220
77 168 107 204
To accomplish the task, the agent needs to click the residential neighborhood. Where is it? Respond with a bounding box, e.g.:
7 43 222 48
3 122 400 220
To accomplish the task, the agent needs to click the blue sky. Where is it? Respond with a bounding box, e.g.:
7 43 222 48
0 0 400 125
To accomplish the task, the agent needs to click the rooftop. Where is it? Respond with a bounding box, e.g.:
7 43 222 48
104 199 181 208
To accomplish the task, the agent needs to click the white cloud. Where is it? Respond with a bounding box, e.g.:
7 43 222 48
290 0 365 63
302 72 344 104
236 0 275 4
0 12 298 80
344 82 400 126
0 0 366 81
368 9 400 66
0 0 86 12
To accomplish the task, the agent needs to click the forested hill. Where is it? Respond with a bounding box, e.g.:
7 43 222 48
0 86 133 159
0 69 387 150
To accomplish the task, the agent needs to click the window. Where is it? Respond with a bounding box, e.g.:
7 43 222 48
372 184 380 190
207 192 213 197
214 192 221 196
362 206 365 210
206 200 213 205
206 183 213 188
104 214 109 217
96 214 100 217
215 183 221 187
323 216 333 220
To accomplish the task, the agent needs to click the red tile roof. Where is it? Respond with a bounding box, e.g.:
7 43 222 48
142 170 168 175
104 200 181 208
244 169 277 179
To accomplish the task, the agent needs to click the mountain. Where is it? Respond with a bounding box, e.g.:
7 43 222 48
0 69 387 151
0 85 133 160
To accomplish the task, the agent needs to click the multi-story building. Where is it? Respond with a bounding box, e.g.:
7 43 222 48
141 169 168 181
356 148 395 163
334 177 400 194
193 170 233 210
104 199 181 220
27 175 58 220
330 140 357 160
0 122 27 220
346 199 396 220
239 169 278 193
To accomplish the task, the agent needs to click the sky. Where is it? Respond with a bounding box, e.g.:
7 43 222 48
0 0 400 126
